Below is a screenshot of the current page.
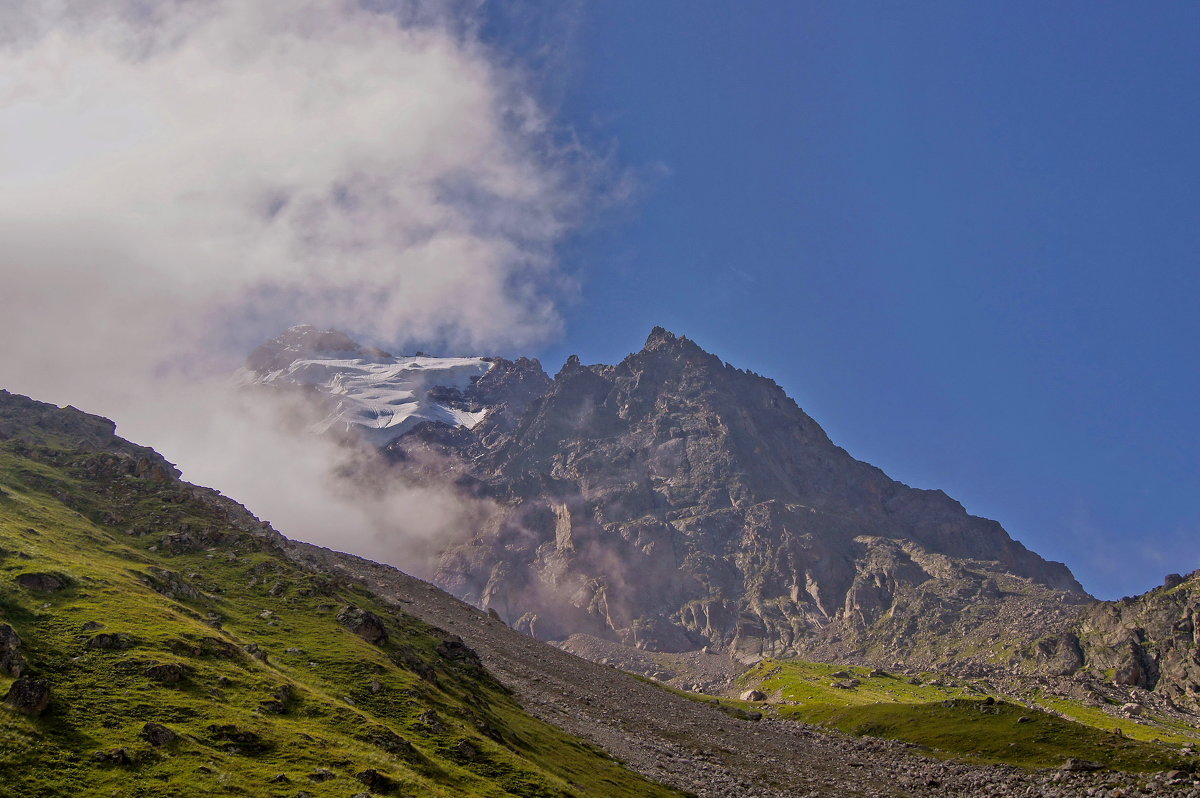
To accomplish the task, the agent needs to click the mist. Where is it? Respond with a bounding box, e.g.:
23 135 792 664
0 1 589 571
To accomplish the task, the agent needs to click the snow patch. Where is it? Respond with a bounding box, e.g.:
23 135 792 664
241 352 494 447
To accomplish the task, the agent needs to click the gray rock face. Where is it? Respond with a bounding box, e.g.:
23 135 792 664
1077 570 1200 709
389 328 1089 664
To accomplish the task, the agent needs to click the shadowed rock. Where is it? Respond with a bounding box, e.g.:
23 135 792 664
15 572 70 593
4 677 50 715
0 624 28 677
338 605 388 644
141 722 177 746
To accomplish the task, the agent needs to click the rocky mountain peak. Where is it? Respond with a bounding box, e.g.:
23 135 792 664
386 330 1093 663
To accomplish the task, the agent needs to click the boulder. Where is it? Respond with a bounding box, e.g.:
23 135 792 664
15 572 69 593
355 769 394 792
739 689 766 702
337 605 388 644
436 636 479 663
144 662 187 683
1061 758 1104 772
4 678 50 715
87 633 132 651
93 748 132 766
141 722 177 746
1120 702 1143 716
0 624 28 678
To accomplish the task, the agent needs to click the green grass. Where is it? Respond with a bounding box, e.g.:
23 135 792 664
792 699 1190 771
1033 692 1200 747
739 659 1196 772
744 660 974 708
0 434 681 798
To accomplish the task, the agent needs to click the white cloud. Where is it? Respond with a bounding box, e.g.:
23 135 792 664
0 0 589 569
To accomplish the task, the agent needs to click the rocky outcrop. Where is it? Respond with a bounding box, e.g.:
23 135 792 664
1077 570 1200 709
385 328 1090 664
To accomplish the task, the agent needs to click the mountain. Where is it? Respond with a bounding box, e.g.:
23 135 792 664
0 389 676 797
243 326 1092 670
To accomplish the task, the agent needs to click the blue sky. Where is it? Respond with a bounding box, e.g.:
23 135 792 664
512 2 1199 599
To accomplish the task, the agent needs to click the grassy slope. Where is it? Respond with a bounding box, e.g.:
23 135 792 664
0 426 680 798
740 659 1198 771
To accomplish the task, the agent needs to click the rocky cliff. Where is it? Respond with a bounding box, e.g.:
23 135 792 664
381 328 1090 665
1077 571 1200 710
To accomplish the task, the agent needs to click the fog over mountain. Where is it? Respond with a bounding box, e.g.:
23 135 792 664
0 1 602 563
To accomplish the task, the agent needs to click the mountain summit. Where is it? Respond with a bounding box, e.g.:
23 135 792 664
339 327 1090 666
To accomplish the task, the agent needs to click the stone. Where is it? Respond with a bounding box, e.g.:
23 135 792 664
4 677 50 715
93 748 132 766
436 636 479 662
1061 758 1103 772
144 662 187 683
740 689 766 702
355 769 393 792
307 768 336 782
0 623 27 678
1120 702 1143 716
141 722 177 746
337 605 388 644
15 572 69 593
86 633 132 651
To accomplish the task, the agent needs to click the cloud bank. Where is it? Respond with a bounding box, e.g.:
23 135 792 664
0 0 591 570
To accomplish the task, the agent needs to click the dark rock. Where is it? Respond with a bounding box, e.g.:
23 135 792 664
435 636 479 663
4 677 50 715
268 773 290 784
307 768 336 782
983 696 995 706
0 624 28 677
80 621 104 631
207 724 270 754
418 710 447 733
355 769 393 792
1017 716 1033 723
141 722 177 746
15 572 70 593
337 605 388 644
364 728 415 756
243 643 269 662
453 739 481 761
92 748 132 766
144 662 187 683
87 633 132 651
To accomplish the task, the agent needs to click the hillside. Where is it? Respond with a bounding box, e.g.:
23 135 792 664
0 389 678 798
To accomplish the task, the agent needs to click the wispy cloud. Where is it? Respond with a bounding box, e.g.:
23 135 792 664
0 0 597 568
